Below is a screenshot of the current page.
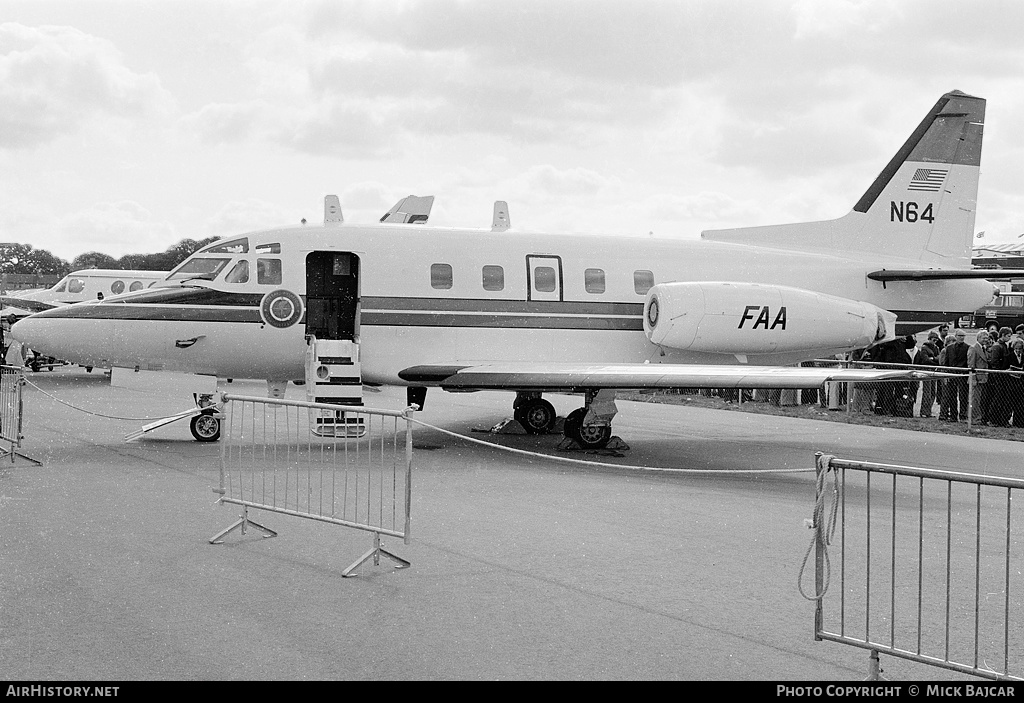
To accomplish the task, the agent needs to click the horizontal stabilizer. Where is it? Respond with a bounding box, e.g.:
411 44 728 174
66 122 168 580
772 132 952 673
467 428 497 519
867 269 1024 282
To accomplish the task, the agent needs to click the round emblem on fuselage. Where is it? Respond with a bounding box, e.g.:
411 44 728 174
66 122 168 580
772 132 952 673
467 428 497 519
260 289 303 328
646 295 660 328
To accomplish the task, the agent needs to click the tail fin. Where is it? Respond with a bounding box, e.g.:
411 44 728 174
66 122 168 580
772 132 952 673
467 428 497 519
701 90 985 266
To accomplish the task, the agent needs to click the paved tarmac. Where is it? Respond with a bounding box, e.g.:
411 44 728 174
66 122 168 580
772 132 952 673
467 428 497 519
1 366 1020 681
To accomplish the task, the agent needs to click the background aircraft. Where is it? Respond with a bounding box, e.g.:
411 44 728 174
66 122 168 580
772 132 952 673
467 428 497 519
1 269 167 318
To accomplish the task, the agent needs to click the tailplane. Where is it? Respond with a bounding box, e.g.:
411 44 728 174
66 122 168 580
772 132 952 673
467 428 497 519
702 90 985 266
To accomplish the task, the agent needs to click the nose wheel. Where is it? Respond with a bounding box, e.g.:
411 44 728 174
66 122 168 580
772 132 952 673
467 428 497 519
190 412 222 442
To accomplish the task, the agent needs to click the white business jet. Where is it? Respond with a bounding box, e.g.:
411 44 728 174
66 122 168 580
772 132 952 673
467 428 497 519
13 90 1011 446
1 269 167 317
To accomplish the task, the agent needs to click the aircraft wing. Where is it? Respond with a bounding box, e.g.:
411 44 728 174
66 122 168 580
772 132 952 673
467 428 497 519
398 362 944 392
867 269 1024 282
0 296 58 314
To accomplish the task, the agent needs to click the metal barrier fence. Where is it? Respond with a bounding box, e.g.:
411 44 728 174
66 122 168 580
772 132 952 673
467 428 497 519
0 364 36 464
811 453 1024 680
211 393 415 577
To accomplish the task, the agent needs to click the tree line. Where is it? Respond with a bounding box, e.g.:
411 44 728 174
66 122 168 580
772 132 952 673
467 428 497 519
0 238 220 277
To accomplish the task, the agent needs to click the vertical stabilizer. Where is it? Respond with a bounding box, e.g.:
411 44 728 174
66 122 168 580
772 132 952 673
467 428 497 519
701 91 985 266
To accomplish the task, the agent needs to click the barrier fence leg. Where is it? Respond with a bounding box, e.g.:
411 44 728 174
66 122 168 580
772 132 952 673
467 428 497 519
865 649 885 681
208 505 278 544
342 531 410 578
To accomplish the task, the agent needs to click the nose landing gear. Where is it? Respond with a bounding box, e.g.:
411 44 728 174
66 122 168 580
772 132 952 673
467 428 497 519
189 411 222 442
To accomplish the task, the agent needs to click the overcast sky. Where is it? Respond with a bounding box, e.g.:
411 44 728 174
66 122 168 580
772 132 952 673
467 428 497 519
2 0 1023 261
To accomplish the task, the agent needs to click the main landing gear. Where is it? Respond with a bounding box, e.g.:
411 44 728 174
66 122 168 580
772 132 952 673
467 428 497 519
513 392 557 434
513 389 619 450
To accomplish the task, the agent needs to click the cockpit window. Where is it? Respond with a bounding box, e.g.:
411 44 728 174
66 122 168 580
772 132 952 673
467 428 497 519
67 278 86 294
54 278 68 293
225 260 250 284
205 238 248 254
255 242 281 254
168 257 231 280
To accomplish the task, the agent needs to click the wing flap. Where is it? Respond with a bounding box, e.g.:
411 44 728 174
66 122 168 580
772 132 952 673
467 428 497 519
399 362 945 392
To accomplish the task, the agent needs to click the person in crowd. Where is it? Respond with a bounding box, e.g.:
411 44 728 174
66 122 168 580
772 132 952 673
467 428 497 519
850 347 875 413
1009 338 1024 428
873 338 913 415
988 327 1013 427
940 331 970 422
968 330 992 425
898 334 919 417
917 332 942 418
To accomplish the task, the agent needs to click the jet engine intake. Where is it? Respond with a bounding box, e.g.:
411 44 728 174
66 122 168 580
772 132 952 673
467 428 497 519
643 281 896 355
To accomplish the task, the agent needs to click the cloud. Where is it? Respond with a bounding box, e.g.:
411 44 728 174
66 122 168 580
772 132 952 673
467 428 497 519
201 198 296 237
0 23 175 150
60 202 178 256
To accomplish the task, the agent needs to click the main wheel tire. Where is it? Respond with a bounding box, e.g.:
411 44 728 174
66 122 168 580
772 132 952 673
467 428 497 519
514 398 557 434
190 413 221 442
563 407 612 449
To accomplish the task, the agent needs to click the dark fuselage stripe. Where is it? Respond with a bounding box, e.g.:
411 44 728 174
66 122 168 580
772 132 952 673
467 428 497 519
362 296 644 316
37 305 262 323
361 312 643 330
33 294 965 333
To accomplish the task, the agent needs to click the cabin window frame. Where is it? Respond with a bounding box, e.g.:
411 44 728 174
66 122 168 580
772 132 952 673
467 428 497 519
431 263 453 290
482 265 504 291
584 268 606 294
633 270 655 295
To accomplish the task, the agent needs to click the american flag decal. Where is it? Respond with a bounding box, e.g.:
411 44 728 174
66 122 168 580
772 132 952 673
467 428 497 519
908 167 948 192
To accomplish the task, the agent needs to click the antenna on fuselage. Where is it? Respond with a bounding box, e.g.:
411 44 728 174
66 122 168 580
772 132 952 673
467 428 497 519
491 201 510 232
324 195 343 225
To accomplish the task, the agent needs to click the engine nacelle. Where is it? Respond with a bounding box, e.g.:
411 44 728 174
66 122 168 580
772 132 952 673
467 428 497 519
643 281 896 355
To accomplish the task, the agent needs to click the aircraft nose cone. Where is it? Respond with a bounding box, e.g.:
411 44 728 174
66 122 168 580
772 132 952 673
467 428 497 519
10 316 49 354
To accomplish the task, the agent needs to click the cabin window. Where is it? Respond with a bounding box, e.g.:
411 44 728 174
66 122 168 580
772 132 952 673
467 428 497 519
431 263 453 290
534 266 556 293
225 260 250 284
68 278 85 294
169 257 230 280
129 281 144 291
256 258 282 285
633 270 654 295
110 280 125 295
585 268 605 294
482 265 504 291
206 237 249 254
